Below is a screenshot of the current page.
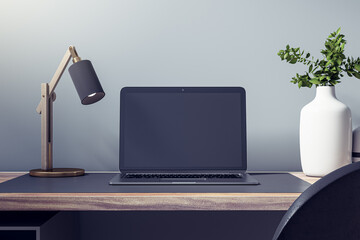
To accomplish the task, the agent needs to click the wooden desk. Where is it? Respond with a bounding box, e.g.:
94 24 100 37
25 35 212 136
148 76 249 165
0 172 320 211
0 172 321 240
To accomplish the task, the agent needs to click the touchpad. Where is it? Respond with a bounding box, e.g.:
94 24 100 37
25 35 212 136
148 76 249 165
160 178 207 182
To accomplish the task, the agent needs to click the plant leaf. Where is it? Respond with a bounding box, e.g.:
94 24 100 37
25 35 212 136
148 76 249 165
336 27 341 35
309 64 313 73
309 79 321 85
353 72 360 79
289 57 297 64
354 64 360 72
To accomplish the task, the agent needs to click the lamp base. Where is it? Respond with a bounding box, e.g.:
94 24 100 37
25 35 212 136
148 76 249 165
29 168 85 177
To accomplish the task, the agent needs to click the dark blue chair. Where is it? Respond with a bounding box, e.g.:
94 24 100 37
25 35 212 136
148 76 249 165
273 162 360 240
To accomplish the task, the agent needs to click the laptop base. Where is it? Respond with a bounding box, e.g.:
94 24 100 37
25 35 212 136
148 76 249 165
109 173 259 185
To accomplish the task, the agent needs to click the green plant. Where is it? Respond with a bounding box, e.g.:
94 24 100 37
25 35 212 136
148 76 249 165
278 28 360 88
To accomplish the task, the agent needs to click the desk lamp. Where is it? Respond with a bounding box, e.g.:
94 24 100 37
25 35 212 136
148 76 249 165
29 46 105 177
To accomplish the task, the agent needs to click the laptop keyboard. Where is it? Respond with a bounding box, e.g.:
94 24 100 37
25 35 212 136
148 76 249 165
124 173 243 179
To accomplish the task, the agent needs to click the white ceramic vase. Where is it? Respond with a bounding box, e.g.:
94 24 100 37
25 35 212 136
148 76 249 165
300 86 352 177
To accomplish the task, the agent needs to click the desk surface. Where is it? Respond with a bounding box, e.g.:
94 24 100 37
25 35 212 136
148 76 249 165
0 172 320 211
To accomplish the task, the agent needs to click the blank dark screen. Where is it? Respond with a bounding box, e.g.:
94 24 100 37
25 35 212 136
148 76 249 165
121 91 245 170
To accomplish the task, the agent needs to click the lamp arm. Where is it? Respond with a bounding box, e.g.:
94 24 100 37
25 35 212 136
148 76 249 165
36 46 79 114
35 46 80 171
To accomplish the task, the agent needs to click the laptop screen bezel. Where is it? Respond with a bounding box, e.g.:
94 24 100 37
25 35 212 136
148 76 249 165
119 87 247 173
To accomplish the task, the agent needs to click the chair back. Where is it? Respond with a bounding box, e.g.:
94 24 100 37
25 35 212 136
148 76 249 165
273 162 360 240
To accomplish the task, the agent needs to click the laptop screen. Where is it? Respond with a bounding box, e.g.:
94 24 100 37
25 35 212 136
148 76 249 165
120 87 247 171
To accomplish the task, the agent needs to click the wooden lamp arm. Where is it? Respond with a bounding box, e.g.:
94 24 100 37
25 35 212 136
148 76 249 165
36 46 80 114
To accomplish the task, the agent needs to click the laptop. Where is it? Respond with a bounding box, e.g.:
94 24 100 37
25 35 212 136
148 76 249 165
110 87 259 185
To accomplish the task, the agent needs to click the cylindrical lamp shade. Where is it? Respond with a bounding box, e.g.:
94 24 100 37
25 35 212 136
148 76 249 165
68 60 105 105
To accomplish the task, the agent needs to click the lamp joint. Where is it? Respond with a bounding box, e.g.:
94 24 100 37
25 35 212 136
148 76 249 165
69 46 81 63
